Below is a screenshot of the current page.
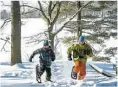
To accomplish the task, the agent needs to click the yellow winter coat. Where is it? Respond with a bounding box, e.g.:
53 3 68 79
67 42 93 62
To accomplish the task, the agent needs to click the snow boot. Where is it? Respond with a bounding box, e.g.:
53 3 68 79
71 66 77 79
36 65 41 83
46 77 53 82
36 75 41 83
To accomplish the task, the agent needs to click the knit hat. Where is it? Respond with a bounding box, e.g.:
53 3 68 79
79 36 85 42
43 40 49 46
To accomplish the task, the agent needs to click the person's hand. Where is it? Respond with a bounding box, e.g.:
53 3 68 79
68 53 72 61
68 57 72 61
29 58 32 62
52 57 55 61
29 55 33 62
78 56 84 59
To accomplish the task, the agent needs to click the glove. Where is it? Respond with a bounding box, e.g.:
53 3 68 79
68 57 72 61
29 55 33 62
52 57 55 61
68 53 72 61
29 58 32 62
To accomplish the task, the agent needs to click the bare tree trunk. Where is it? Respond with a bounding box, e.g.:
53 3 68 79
48 26 55 51
77 1 82 40
50 35 54 51
11 1 22 65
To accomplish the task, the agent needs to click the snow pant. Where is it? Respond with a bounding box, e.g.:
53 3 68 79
36 64 51 80
72 59 86 80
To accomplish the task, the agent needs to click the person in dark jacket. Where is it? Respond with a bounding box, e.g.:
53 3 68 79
29 40 55 83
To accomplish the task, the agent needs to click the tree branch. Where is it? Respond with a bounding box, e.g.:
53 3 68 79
0 37 10 52
21 9 39 15
23 31 48 44
38 1 50 24
51 2 57 12
48 1 52 19
0 9 38 29
26 38 45 44
82 31 94 35
54 1 92 36
0 18 11 29
52 2 61 25
0 1 10 7
0 37 10 43
21 5 40 11
103 23 116 29
23 31 48 38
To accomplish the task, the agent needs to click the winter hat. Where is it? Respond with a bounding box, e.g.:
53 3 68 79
79 36 85 42
43 40 49 46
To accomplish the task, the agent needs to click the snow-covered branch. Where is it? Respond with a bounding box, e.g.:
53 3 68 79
54 1 92 36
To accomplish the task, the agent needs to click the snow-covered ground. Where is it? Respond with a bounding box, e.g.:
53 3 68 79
0 61 117 87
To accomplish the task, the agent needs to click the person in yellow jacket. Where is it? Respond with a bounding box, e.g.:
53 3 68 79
67 36 93 80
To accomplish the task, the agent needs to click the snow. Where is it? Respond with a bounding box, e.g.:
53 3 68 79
21 18 47 37
89 63 116 77
0 61 117 87
0 18 117 87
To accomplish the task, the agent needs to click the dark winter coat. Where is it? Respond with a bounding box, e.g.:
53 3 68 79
29 47 55 67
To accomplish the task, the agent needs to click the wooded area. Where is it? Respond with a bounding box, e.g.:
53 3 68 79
0 1 117 65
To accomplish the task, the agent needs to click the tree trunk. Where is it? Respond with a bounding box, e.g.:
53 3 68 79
77 1 82 40
48 26 55 51
11 1 22 65
50 36 54 51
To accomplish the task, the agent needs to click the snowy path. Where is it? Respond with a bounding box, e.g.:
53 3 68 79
0 61 117 87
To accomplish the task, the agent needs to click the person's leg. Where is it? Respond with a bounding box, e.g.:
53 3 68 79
36 64 45 82
45 66 52 81
73 60 80 73
71 60 80 79
78 60 86 80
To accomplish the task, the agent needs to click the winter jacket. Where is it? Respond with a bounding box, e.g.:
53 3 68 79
29 47 55 67
67 42 93 62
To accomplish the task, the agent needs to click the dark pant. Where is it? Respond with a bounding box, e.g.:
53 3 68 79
36 64 51 80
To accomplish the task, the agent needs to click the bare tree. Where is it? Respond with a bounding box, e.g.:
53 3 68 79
38 1 92 51
11 1 22 65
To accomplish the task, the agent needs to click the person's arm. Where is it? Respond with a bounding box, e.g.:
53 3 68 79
67 45 74 61
50 49 55 61
29 49 41 62
86 45 93 57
